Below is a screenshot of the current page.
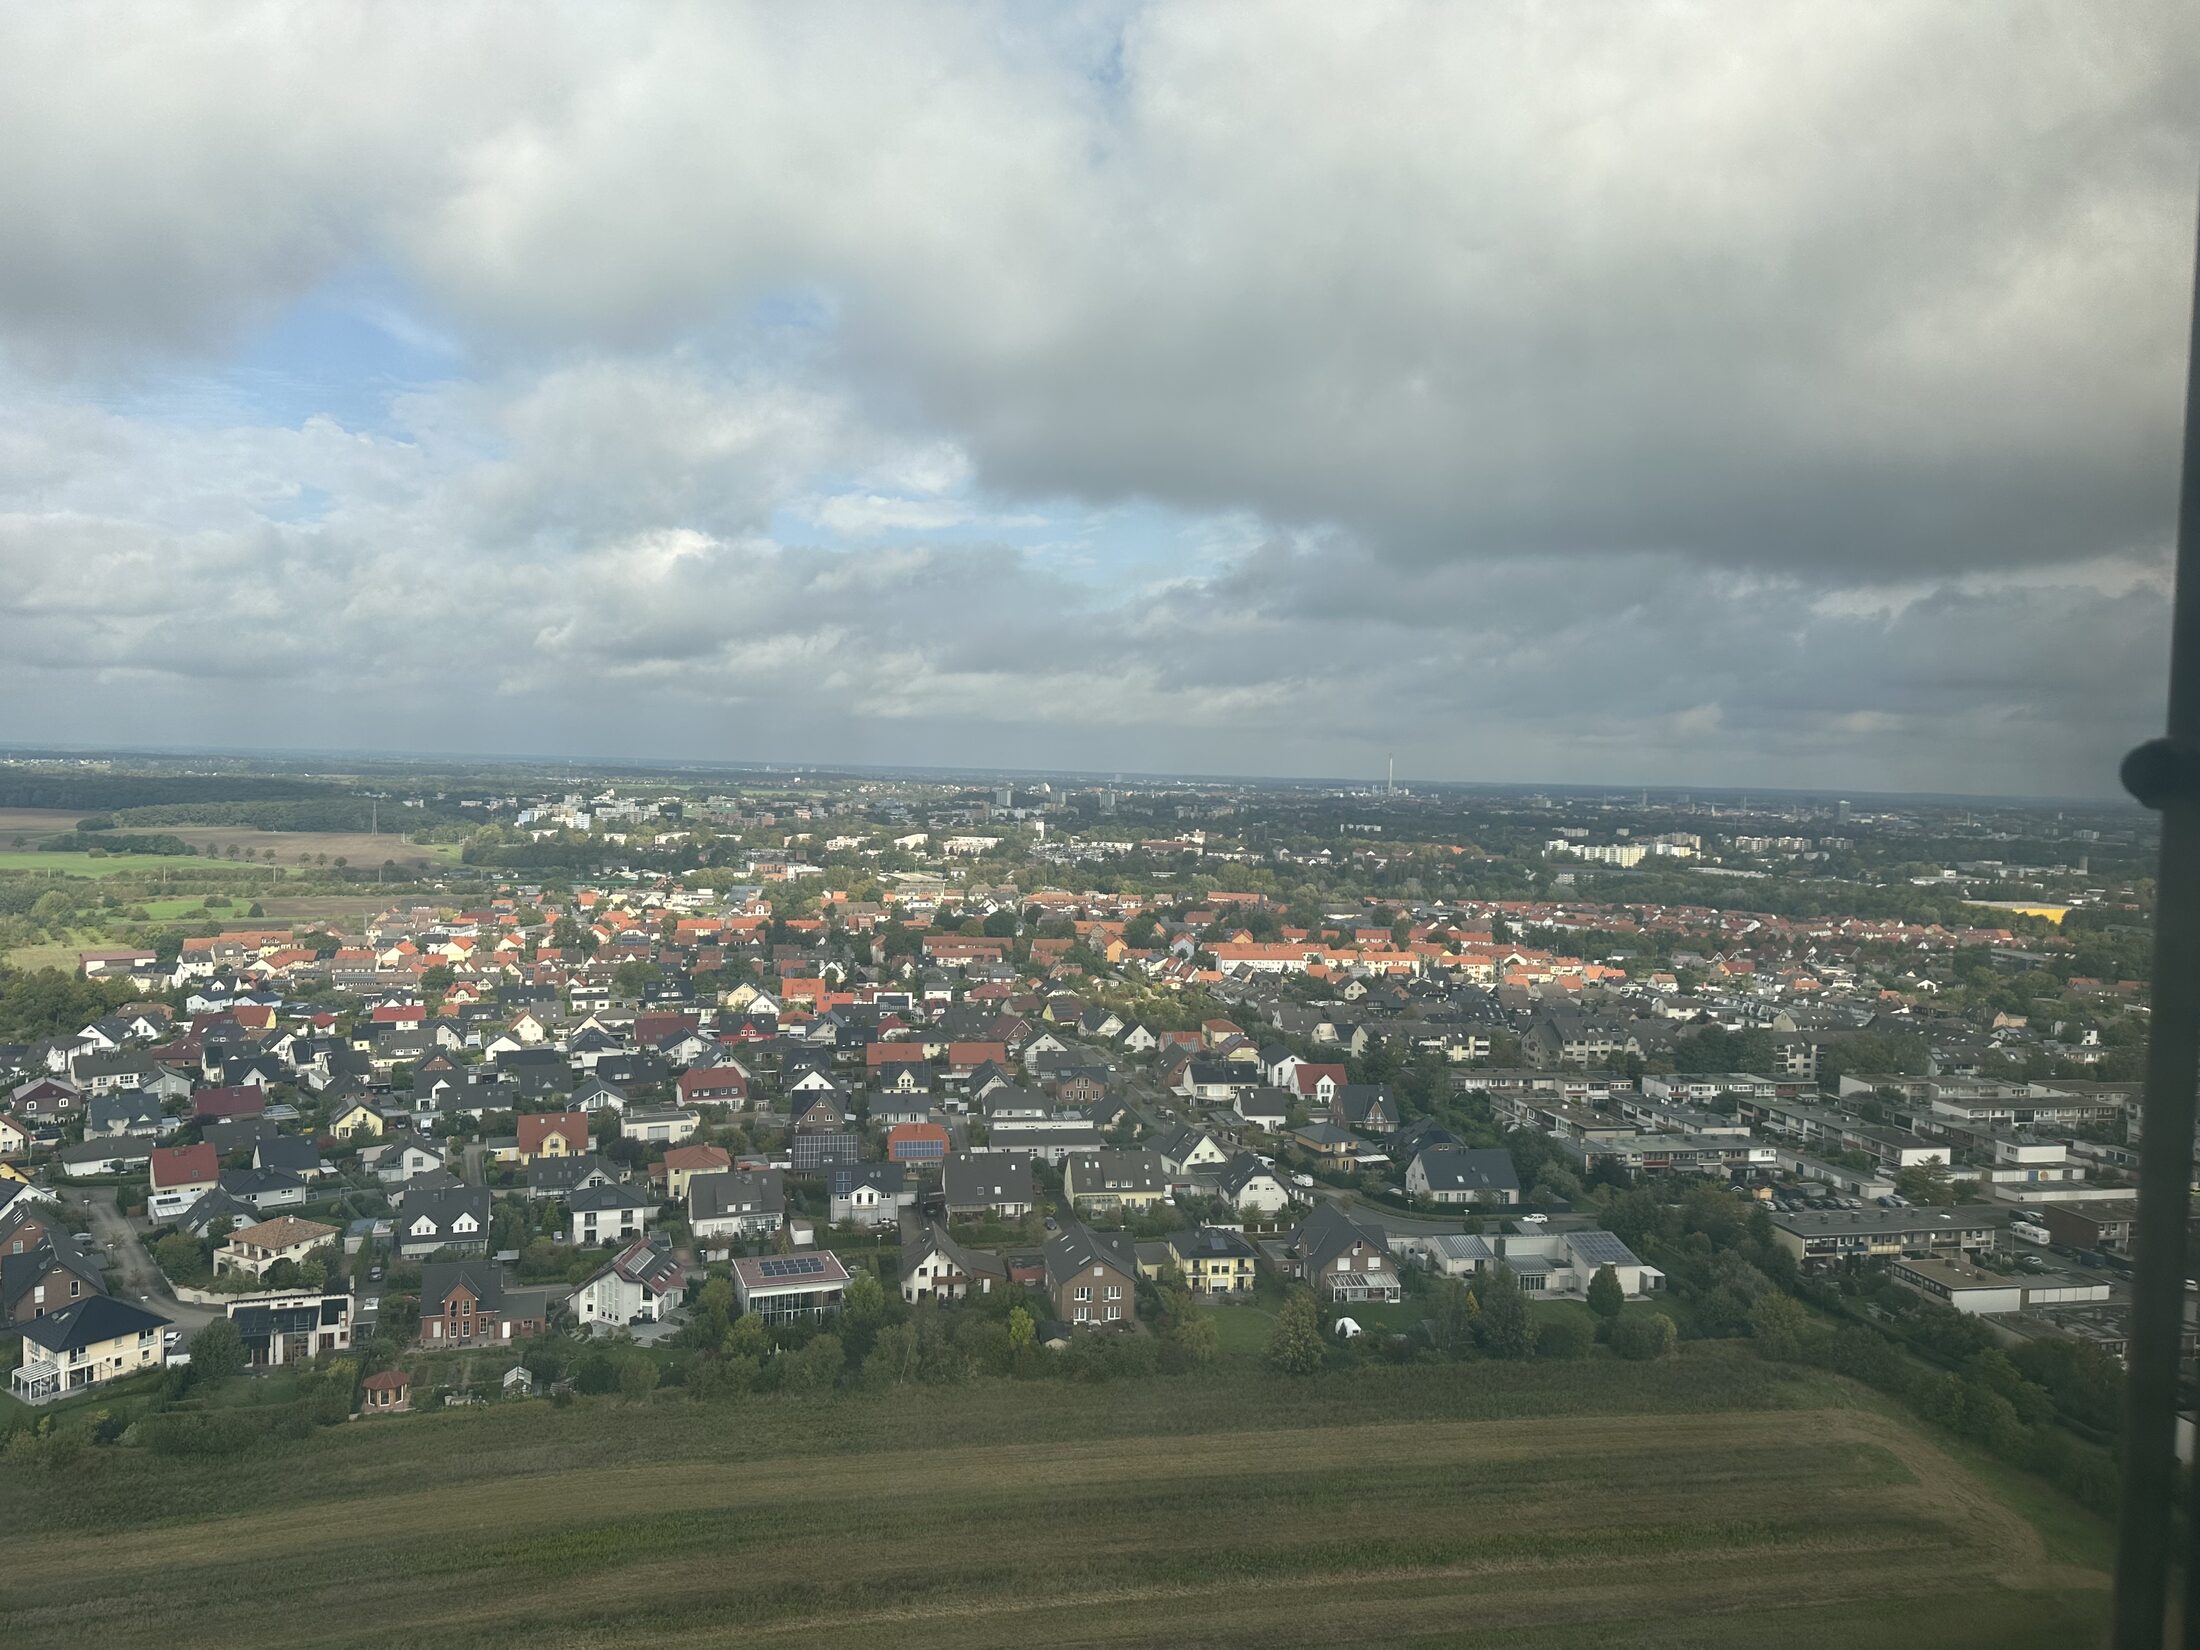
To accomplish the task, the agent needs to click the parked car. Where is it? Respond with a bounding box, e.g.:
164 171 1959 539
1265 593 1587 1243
1518 1212 1548 1226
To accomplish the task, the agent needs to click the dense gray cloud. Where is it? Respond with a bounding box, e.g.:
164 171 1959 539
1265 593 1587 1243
0 2 2191 794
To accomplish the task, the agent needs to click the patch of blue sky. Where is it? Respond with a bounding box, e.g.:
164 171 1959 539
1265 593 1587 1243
107 267 457 435
768 487 1245 596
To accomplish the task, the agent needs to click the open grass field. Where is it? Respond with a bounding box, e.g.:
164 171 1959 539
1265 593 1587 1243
0 1355 2110 1650
0 850 214 878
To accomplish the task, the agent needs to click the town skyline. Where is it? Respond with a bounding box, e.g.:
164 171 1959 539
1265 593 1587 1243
0 736 2147 808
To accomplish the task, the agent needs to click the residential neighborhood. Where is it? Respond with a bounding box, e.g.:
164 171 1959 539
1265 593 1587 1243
0 768 2163 1650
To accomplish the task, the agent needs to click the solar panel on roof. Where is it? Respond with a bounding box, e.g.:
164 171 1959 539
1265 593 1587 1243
757 1254 828 1279
1566 1230 1638 1265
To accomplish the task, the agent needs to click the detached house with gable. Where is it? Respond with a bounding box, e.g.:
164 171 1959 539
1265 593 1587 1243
1043 1218 1138 1329
689 1169 785 1252
393 1185 491 1258
571 1235 686 1328
1291 1204 1400 1304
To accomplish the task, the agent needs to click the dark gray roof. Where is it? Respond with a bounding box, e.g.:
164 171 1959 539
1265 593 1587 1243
1293 1202 1388 1272
829 1161 907 1197
942 1152 1033 1207
1410 1148 1520 1196
254 1134 319 1172
569 1181 653 1212
419 1259 504 1313
689 1168 784 1223
1043 1217 1137 1286
1168 1226 1258 1262
1 1238 107 1315
20 1292 167 1352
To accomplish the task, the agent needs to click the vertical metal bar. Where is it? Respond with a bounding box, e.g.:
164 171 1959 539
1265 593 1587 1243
2112 187 2200 1650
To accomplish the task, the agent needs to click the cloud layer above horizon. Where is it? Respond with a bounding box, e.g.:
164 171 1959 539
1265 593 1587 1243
1 1 2191 796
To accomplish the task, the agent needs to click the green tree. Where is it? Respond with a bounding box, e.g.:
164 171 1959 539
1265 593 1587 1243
187 1317 246 1382
1265 1291 1326 1375
1748 1292 1811 1362
842 1271 886 1331
782 1333 844 1391
1610 1312 1679 1361
1470 1263 1533 1360
981 908 1020 939
612 959 662 998
1534 1314 1594 1359
1894 1162 1957 1207
153 1233 205 1283
690 1276 735 1346
726 1314 772 1360
1006 1305 1035 1350
618 1355 660 1402
1586 1263 1624 1321
1429 1277 1480 1356
1165 1308 1220 1369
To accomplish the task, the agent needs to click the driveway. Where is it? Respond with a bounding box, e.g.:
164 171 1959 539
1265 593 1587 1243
72 1187 224 1340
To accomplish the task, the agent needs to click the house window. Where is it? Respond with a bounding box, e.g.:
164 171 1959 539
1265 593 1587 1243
1106 1304 1121 1320
1074 1286 1091 1301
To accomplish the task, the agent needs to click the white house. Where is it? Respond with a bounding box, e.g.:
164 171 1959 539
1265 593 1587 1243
1398 1228 1663 1299
568 1182 653 1246
1153 1126 1230 1177
571 1236 687 1327
619 1107 700 1145
689 1169 785 1251
1218 1152 1293 1215
827 1162 910 1229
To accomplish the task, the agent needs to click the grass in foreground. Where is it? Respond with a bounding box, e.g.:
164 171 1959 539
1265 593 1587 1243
0 1353 2108 1650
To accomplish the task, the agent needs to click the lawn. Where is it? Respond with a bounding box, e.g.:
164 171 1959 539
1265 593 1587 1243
0 1354 2110 1650
1198 1300 1277 1356
0 850 232 878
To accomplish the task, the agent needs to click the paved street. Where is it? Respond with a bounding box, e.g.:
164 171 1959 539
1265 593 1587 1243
71 1187 224 1341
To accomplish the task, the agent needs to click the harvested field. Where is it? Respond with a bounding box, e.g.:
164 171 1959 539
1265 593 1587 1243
147 825 459 869
0 807 84 838
0 1377 2109 1650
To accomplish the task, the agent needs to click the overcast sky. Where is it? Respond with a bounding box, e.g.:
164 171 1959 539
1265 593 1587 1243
1 3 2192 797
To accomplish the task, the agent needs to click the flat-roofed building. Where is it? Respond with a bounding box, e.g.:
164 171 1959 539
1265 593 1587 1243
731 1251 849 1323
2041 1199 2141 1253
1767 1204 1999 1268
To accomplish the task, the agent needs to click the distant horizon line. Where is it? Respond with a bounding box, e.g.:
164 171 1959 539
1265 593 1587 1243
0 736 2139 812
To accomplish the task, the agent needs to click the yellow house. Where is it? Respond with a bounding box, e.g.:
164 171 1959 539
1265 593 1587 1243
1063 1150 1169 1216
1167 1228 1259 1294
11 1295 170 1404
661 1144 732 1200
330 1101 385 1139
